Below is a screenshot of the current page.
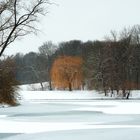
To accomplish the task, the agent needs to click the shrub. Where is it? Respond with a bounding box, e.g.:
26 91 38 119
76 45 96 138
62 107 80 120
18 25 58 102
0 57 19 106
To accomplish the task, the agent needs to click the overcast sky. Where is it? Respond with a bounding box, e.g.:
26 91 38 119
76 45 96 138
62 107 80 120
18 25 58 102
5 0 140 55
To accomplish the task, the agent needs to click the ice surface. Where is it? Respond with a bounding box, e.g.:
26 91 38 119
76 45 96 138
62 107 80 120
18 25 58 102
1 89 140 140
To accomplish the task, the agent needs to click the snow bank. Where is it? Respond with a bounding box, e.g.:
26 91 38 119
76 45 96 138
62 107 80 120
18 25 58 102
19 82 140 99
19 82 49 91
19 90 105 100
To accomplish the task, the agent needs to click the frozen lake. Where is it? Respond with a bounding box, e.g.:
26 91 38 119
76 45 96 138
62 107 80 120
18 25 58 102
1 94 140 140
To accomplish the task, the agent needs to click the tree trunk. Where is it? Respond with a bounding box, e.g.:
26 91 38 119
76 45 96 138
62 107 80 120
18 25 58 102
49 80 52 90
47 56 53 91
111 89 113 97
104 89 107 96
126 91 130 99
136 71 139 89
116 89 119 95
122 89 126 97
40 82 44 91
69 82 72 91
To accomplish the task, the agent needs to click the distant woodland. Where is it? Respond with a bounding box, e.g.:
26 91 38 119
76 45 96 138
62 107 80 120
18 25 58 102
1 25 140 98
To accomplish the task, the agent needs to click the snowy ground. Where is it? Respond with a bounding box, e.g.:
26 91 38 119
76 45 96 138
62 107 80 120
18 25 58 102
1 87 140 139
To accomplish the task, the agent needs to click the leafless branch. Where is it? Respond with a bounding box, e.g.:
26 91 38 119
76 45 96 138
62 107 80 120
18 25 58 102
0 0 49 56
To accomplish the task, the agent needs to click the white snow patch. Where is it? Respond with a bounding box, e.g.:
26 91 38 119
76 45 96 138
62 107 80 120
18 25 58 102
0 115 7 118
0 119 140 134
74 102 140 114
19 90 103 100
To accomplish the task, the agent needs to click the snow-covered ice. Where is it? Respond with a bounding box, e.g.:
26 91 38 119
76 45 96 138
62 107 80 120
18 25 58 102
1 89 140 140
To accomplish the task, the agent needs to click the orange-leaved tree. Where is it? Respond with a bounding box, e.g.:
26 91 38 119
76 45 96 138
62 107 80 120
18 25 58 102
51 56 83 91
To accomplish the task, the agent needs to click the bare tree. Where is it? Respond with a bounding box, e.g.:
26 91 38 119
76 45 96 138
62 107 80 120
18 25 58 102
0 0 49 105
39 41 57 90
0 0 50 56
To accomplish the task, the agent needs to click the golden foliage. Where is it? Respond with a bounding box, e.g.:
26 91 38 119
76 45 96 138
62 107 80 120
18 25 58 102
51 56 83 90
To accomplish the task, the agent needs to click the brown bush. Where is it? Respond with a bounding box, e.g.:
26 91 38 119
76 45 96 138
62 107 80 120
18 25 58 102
0 57 19 106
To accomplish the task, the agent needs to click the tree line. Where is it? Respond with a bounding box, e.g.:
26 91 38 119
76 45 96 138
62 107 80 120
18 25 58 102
0 25 140 105
9 25 140 99
84 25 140 98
